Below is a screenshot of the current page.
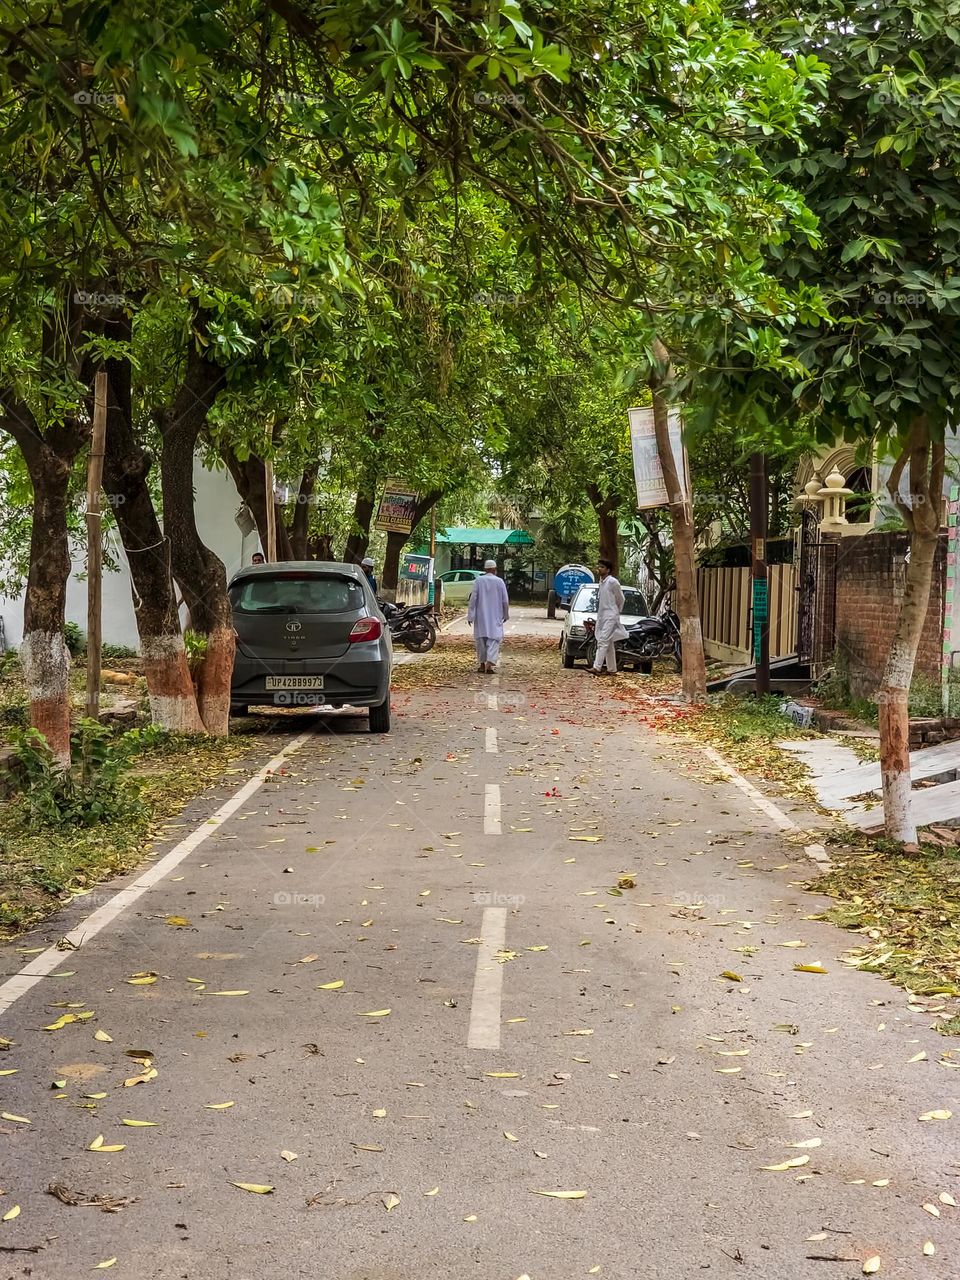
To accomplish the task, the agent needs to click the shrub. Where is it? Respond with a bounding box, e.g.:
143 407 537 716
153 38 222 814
10 719 144 829
63 621 86 656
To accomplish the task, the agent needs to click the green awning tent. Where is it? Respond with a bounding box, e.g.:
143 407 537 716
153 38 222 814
436 527 534 546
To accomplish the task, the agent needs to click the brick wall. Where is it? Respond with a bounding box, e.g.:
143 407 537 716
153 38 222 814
833 531 945 698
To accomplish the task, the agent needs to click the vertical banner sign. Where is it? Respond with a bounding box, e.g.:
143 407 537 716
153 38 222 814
944 484 960 715
398 552 434 605
628 408 688 509
375 479 419 533
752 577 768 662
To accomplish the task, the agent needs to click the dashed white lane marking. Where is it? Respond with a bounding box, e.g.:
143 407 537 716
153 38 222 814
0 730 315 1019
467 907 507 1049
701 745 830 867
484 784 502 835
485 727 499 754
485 693 498 711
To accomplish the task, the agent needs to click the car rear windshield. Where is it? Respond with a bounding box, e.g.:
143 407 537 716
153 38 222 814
230 574 366 615
574 586 649 615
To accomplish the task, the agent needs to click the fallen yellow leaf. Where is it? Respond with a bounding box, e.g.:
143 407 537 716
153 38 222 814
720 971 742 982
317 980 344 990
93 1259 117 1270
1 1112 30 1124
94 1030 113 1043
359 1009 391 1017
424 1186 440 1196
232 1182 274 1194
2 1205 20 1221
126 974 158 985
166 916 190 927
794 964 828 974
919 1109 952 1121
788 1138 822 1149
210 990 249 997
862 1257 881 1274
923 1242 935 1256
531 1190 587 1199
760 1156 810 1171
121 1119 158 1127
204 1101 235 1110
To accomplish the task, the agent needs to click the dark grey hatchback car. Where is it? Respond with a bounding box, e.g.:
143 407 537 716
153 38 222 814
228 561 393 732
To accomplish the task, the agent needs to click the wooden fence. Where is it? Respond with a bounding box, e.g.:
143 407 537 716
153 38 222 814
695 563 798 664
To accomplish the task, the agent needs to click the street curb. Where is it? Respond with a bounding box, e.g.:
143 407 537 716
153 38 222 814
700 744 832 869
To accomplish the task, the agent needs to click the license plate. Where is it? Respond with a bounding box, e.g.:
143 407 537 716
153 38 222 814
265 676 325 690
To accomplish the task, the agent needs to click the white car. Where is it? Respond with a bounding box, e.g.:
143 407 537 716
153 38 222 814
559 583 651 668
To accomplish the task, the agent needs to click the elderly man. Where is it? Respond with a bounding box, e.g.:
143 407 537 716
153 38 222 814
467 559 510 673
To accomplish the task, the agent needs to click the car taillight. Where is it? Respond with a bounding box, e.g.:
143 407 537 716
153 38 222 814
349 617 382 643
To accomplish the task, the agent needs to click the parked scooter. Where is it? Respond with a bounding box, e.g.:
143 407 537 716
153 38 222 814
378 600 437 653
583 609 682 673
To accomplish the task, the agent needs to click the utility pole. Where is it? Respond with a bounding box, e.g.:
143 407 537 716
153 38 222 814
85 370 108 723
650 337 706 702
749 452 771 695
264 418 277 561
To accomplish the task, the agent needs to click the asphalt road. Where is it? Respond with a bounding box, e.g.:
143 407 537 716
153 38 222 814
1 607 958 1280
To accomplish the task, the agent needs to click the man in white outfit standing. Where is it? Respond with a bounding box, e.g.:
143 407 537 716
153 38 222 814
467 559 510 673
589 557 627 676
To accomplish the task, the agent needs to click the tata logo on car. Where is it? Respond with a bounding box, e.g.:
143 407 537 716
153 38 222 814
285 620 303 633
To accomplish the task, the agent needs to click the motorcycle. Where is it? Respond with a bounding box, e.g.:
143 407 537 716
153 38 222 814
583 609 682 673
378 600 437 653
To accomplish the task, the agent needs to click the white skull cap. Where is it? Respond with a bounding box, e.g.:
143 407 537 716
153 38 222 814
483 559 497 569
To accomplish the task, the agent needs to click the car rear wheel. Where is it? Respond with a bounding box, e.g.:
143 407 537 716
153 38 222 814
547 589 557 619
369 696 391 734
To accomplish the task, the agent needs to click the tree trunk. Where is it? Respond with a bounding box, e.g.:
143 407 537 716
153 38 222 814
879 419 945 843
1 385 85 766
289 465 318 559
651 338 707 703
343 416 386 562
158 333 233 735
343 486 378 564
379 488 443 598
20 449 75 765
102 315 204 732
220 446 294 560
586 484 620 575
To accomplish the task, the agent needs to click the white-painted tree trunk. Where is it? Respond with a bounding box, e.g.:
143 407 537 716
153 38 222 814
140 635 206 733
20 629 72 768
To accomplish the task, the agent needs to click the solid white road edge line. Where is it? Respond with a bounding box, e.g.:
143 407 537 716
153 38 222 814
0 729 315 1019
467 906 507 1050
701 745 831 868
485 727 499 754
484 783 502 835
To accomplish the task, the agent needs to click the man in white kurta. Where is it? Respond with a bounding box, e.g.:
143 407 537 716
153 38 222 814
467 560 510 673
590 558 627 675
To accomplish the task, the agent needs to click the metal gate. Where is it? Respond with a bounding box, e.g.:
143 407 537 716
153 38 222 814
796 511 838 668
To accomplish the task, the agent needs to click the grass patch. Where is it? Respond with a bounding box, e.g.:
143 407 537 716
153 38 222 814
0 730 255 940
678 693 815 792
812 830 960 1017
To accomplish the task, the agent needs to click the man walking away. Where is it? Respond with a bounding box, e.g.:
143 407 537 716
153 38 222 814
468 559 510 673
589 557 627 676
